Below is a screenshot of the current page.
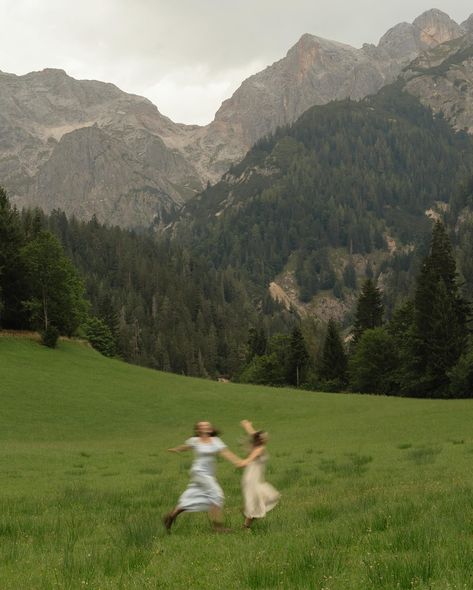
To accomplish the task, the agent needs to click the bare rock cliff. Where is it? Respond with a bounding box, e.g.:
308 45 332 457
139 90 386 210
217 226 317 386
0 68 201 226
402 33 473 134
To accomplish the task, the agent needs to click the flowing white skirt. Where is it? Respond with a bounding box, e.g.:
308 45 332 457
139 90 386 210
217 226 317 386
242 461 280 518
178 472 224 512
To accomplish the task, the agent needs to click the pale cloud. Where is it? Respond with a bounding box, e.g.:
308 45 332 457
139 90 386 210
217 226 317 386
142 60 266 125
0 0 471 124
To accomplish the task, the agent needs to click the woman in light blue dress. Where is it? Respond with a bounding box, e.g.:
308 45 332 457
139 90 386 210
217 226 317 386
163 421 241 532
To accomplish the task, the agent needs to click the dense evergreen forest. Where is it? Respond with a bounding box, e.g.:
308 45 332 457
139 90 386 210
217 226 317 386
0 189 293 376
175 85 473 311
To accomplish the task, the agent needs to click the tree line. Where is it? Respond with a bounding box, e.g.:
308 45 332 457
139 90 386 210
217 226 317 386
176 86 473 313
0 188 293 375
0 189 89 347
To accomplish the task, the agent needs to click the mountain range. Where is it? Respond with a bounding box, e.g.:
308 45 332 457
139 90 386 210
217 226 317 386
173 82 473 320
2 8 473 226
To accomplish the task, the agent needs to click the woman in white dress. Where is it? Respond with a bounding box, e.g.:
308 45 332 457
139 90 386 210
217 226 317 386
239 420 280 529
163 421 241 532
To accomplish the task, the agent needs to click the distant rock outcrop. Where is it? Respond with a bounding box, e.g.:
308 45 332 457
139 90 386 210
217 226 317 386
402 32 473 134
462 14 473 33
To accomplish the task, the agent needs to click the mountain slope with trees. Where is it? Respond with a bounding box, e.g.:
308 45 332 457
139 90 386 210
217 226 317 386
174 85 473 316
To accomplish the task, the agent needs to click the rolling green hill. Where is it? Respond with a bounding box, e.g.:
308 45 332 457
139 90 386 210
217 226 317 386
1 335 473 589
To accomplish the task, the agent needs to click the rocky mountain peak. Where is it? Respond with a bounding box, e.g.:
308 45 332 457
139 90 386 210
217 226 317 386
402 32 473 135
286 34 322 78
378 22 422 60
37 67 68 76
285 34 357 81
462 14 473 33
378 9 464 61
412 8 464 46
292 33 317 48
290 33 354 54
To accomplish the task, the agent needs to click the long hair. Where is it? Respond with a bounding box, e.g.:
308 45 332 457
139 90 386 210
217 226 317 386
252 430 267 447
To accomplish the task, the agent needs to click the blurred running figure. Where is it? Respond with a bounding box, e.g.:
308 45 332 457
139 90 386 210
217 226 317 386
239 419 280 529
163 421 240 532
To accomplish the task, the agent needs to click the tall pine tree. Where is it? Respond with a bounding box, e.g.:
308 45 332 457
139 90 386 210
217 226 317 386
352 278 384 344
0 188 28 328
287 327 310 387
411 221 469 395
246 325 267 362
319 319 348 389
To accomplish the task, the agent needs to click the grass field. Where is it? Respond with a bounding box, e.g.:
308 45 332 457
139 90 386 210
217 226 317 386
1 335 473 589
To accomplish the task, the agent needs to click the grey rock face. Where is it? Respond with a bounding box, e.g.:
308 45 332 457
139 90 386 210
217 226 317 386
402 32 473 135
25 126 186 227
377 9 463 61
411 9 465 46
462 14 473 34
0 68 202 226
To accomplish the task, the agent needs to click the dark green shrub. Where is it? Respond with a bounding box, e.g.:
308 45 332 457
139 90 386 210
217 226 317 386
83 317 116 357
41 325 59 348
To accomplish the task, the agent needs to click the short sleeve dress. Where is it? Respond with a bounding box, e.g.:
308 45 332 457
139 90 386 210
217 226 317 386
178 436 227 512
242 450 280 519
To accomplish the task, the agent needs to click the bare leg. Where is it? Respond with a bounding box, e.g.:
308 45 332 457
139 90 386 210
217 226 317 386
163 506 184 531
209 506 231 532
244 517 254 528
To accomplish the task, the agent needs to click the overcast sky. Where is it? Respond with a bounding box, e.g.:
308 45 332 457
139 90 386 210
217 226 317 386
1 1 472 125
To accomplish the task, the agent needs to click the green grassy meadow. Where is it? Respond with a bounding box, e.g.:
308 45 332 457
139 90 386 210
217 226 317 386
1 335 473 589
